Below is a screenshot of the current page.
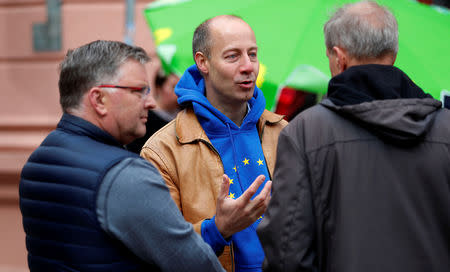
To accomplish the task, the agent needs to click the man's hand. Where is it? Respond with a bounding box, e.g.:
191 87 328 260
215 174 272 239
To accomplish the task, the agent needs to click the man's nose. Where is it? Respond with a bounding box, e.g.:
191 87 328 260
240 54 254 74
144 94 157 109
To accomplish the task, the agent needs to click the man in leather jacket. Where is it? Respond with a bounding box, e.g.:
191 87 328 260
141 16 287 271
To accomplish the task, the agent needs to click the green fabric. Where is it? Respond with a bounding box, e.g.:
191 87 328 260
144 0 449 110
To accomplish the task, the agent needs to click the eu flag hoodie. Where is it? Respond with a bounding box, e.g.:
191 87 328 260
176 65 270 271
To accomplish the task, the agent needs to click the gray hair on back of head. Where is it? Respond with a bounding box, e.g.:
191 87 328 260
324 0 398 59
58 40 149 113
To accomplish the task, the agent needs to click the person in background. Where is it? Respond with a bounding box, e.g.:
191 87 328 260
127 69 180 154
257 1 450 271
19 40 224 272
141 15 287 271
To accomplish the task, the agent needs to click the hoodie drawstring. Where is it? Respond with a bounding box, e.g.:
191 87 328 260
226 123 244 193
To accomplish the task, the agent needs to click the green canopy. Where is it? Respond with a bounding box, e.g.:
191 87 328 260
144 0 449 110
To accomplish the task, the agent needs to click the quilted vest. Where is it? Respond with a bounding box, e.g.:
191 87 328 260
20 114 155 271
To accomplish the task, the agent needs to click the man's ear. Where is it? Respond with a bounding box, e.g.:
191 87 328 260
391 53 397 65
194 52 209 75
333 46 349 73
88 87 108 116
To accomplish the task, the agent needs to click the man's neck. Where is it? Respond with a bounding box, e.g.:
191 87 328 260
211 101 248 127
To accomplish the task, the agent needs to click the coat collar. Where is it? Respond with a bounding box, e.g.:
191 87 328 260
176 107 208 144
258 109 285 133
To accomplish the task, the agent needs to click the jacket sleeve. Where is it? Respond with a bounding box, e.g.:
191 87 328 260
257 121 317 271
201 216 231 255
141 144 182 210
141 143 230 254
97 158 224 272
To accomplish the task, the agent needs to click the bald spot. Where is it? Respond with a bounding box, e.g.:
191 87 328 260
346 1 386 28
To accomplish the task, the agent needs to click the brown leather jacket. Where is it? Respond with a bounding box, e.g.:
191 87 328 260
141 107 287 271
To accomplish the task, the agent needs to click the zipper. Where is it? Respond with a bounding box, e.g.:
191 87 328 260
230 242 235 272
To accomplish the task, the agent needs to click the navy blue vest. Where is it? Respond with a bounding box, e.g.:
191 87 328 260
20 114 156 271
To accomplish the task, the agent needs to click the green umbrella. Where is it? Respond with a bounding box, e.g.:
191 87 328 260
144 0 450 110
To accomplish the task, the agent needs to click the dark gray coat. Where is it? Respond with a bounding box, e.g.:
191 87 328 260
258 97 450 272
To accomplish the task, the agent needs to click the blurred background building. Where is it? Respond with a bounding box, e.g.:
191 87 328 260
0 0 158 270
0 0 448 271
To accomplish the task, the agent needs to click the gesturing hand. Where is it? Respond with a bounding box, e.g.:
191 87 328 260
215 174 272 239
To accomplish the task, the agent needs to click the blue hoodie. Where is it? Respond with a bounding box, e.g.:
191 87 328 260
176 65 270 271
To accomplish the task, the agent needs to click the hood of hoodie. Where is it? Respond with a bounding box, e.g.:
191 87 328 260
175 64 266 133
321 65 442 145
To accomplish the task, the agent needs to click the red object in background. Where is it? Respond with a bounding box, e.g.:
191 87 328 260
274 87 317 121
417 0 450 8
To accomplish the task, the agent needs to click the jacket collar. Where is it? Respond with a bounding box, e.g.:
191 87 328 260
175 107 285 144
59 113 124 148
258 109 285 132
327 64 431 106
176 107 209 144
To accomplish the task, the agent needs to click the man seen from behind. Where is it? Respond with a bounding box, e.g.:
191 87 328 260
258 1 450 271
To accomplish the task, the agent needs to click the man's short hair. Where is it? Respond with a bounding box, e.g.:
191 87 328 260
192 18 213 59
324 0 398 59
192 15 243 60
58 40 149 112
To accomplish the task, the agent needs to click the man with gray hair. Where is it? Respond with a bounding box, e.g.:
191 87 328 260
19 40 223 271
258 1 450 271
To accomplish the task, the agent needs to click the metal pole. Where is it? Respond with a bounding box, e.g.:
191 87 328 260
124 0 136 45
